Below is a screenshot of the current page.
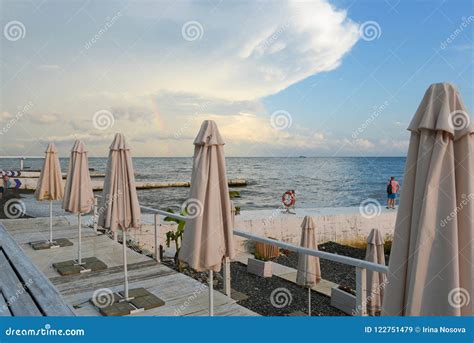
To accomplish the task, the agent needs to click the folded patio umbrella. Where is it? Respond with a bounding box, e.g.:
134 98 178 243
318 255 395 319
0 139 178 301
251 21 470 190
62 140 94 264
35 143 64 245
365 228 386 316
98 133 141 299
296 216 321 316
383 83 473 316
179 120 235 316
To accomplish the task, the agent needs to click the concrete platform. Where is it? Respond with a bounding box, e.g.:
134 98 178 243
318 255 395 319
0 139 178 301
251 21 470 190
0 217 258 317
235 252 338 297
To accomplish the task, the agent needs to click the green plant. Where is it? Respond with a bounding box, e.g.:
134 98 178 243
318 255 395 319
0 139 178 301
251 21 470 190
164 208 187 271
229 190 241 199
234 206 241 215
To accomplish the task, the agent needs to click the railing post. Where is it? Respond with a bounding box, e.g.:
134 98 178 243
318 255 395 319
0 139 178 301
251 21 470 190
356 267 367 316
223 257 231 296
19 158 24 171
93 197 98 233
154 214 161 263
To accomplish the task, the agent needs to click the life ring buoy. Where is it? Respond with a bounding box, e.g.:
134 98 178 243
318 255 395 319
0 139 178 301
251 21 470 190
282 190 296 208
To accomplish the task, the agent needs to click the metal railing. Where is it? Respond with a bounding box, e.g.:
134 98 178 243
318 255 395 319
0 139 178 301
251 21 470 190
233 229 388 316
91 196 388 316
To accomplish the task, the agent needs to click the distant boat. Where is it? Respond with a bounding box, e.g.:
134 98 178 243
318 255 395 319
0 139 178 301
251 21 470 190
298 156 307 158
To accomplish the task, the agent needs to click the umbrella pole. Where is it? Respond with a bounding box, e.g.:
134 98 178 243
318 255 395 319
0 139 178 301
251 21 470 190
78 213 82 264
49 200 53 243
308 287 311 316
209 270 214 316
123 229 129 300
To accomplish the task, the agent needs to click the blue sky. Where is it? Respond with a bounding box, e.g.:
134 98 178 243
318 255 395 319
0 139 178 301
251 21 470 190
1 0 472 157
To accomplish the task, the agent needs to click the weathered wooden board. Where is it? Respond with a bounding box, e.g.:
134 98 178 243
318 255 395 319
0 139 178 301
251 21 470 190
0 224 75 316
2 221 258 317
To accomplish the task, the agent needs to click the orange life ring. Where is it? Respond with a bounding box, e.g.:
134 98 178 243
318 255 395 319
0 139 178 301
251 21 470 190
282 190 296 208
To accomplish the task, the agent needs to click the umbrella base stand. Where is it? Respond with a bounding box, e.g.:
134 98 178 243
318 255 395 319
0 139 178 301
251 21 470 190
53 257 107 276
90 288 165 316
30 238 73 250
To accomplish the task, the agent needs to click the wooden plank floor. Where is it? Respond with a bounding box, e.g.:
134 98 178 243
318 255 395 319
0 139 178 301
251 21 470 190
1 217 258 317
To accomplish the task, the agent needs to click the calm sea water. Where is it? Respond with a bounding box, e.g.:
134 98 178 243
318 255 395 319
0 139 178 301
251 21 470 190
1 157 405 213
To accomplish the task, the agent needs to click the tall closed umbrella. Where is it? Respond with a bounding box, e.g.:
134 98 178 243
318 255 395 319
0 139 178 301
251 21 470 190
383 83 473 316
35 143 64 246
98 133 141 299
179 120 235 316
62 140 94 265
365 228 386 316
296 216 321 316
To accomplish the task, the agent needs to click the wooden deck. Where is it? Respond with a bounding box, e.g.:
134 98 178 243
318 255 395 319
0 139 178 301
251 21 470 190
0 217 257 316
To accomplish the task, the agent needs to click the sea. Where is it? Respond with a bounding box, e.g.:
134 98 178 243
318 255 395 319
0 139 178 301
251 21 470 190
1 157 406 217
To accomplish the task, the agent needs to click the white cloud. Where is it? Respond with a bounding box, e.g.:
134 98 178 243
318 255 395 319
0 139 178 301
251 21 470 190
1 0 363 156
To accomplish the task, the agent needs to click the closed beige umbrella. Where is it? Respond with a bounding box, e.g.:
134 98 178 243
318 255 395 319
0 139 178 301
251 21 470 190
365 228 386 316
383 83 473 316
62 140 94 264
296 216 321 316
35 143 64 246
179 120 235 316
99 133 141 299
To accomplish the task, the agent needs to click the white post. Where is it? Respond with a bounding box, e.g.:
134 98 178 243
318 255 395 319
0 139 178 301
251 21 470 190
123 229 129 300
49 200 53 243
223 257 231 296
154 214 160 263
93 197 98 233
19 158 24 171
308 287 311 316
209 270 214 316
356 267 367 316
78 213 82 264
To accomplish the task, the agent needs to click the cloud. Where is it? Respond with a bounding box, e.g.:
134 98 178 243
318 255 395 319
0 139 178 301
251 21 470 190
0 112 13 122
27 113 61 124
1 0 364 156
37 64 61 71
59 0 360 102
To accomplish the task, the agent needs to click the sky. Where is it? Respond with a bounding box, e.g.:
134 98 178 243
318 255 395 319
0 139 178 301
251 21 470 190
0 0 472 158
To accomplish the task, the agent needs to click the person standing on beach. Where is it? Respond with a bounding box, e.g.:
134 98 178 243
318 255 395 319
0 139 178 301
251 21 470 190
386 176 400 209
